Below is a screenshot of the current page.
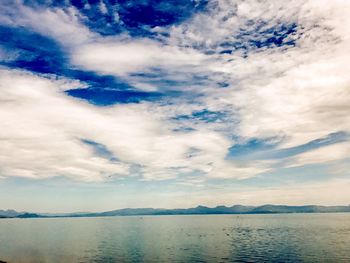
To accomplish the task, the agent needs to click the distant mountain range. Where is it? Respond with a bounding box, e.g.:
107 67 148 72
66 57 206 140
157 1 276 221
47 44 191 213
1 205 350 219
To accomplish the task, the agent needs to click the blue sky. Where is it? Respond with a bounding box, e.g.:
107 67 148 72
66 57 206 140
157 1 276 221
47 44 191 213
0 0 350 212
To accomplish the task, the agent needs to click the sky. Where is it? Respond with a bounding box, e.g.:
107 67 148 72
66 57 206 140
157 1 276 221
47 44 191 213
0 0 350 213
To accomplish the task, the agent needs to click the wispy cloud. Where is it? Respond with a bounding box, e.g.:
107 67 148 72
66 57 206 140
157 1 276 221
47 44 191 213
0 0 349 195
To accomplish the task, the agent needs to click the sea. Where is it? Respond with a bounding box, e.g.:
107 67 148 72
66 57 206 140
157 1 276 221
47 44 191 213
0 213 349 262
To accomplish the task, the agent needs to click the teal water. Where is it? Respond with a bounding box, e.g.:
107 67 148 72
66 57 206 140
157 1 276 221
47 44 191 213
0 213 349 262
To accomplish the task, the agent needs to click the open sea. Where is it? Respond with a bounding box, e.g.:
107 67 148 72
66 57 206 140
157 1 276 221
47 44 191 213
0 213 349 262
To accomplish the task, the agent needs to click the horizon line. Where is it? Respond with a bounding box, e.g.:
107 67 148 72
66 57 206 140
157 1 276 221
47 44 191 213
2 203 350 215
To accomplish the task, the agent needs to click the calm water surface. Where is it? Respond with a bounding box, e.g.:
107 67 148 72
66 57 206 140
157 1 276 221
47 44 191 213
0 213 349 262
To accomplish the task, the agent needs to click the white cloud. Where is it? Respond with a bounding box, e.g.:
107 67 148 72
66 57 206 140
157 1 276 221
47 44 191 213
0 69 256 181
0 2 206 79
1 0 350 183
0 3 94 47
170 0 350 150
164 0 350 174
0 69 129 181
288 142 350 168
99 0 108 15
71 39 205 77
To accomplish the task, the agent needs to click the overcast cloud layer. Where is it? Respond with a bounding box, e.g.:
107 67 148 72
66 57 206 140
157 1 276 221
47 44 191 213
0 0 349 210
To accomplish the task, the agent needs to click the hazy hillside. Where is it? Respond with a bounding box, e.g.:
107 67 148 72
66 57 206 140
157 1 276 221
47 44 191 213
2 205 350 219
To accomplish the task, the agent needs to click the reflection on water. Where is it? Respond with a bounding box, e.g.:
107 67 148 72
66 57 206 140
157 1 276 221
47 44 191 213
0 213 350 262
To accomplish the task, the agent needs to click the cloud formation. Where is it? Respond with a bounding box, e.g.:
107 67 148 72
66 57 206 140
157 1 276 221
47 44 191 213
0 0 349 194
